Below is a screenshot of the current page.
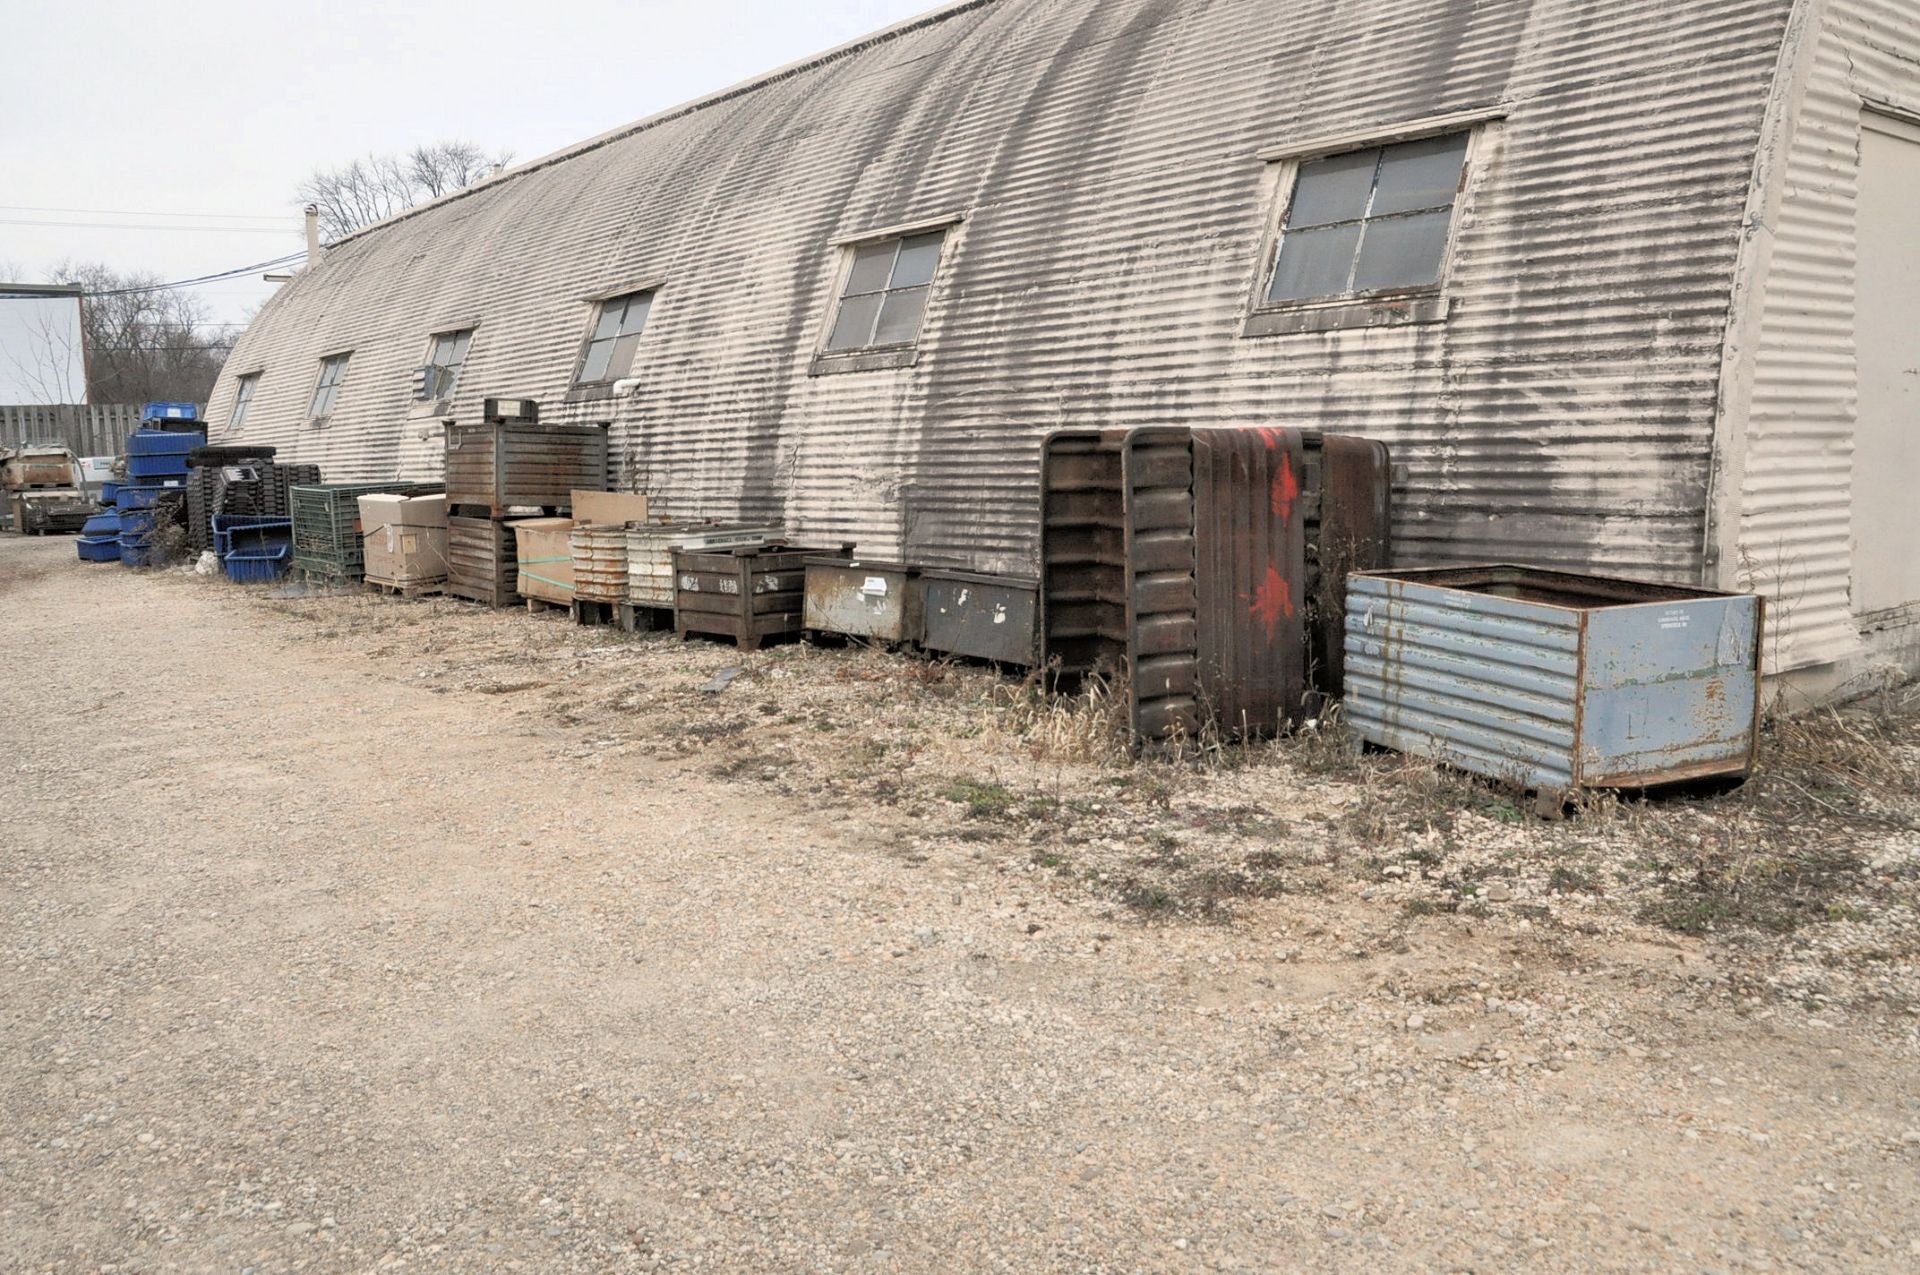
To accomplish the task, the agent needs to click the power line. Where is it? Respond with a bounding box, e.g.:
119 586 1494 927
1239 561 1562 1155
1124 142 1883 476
80 252 309 297
0 217 297 235
0 203 289 221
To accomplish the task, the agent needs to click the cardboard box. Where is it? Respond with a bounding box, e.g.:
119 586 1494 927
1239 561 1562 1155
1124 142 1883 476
512 517 576 603
569 489 649 527
359 493 449 585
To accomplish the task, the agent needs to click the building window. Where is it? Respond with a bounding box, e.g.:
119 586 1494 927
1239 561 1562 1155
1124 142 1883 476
576 292 653 384
1264 132 1470 306
308 352 351 419
824 229 946 353
418 330 472 403
228 373 259 432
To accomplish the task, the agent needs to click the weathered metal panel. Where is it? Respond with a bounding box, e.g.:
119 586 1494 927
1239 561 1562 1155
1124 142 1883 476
1722 0 1920 676
803 558 924 643
1041 427 1199 742
1306 433 1395 699
675 544 848 650
1346 565 1762 791
921 570 1039 664
444 423 608 517
447 516 518 607
206 0 1796 602
624 523 779 607
1190 427 1307 738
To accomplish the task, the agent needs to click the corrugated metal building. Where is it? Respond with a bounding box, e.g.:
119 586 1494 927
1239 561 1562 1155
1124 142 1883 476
209 0 1919 696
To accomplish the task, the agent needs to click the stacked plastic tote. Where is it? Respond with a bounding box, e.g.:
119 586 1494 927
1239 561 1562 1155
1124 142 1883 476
77 511 121 561
117 425 203 566
213 513 294 583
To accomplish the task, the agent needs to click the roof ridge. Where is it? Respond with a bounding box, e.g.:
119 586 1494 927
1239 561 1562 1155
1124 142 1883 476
334 0 1003 247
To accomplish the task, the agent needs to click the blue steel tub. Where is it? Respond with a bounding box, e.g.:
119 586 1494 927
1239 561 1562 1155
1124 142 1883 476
1344 566 1763 795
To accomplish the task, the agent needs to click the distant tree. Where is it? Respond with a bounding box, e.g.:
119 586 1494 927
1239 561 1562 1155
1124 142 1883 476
45 261 235 405
297 140 514 242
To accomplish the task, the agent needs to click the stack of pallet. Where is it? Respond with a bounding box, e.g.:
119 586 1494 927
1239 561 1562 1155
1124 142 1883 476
443 412 609 609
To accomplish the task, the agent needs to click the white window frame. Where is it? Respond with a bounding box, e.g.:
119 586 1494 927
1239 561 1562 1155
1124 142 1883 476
228 371 260 434
415 328 475 413
308 351 351 422
571 290 656 394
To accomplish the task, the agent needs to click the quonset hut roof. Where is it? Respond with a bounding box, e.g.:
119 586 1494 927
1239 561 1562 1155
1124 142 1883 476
214 0 1798 580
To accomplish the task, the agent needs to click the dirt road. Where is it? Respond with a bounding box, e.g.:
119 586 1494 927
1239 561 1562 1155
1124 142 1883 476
3 534 1917 1273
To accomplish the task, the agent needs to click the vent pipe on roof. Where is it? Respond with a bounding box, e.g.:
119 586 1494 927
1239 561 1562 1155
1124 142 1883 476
304 204 320 264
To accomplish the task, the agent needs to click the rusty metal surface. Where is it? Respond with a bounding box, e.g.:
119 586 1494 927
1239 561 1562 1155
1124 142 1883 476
921 570 1037 665
206 0 1799 604
625 523 780 607
1303 432 1393 702
1345 565 1763 793
674 545 849 651
1041 427 1198 743
1191 427 1307 739
803 558 924 644
445 424 609 518
447 516 519 608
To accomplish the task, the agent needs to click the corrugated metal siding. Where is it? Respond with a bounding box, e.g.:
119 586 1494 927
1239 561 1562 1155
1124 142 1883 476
1733 0 1920 672
209 0 1795 585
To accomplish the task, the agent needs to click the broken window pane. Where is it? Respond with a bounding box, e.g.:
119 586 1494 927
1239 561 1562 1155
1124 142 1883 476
1352 210 1452 292
1287 148 1379 228
874 286 930 345
1370 133 1469 216
1267 222 1362 301
827 292 884 350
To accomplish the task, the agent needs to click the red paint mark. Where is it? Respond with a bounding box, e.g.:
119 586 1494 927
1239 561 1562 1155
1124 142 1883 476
1246 563 1296 640
1252 426 1285 451
1272 450 1300 525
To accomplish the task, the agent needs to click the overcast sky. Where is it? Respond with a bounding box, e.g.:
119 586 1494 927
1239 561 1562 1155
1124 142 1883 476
0 0 943 332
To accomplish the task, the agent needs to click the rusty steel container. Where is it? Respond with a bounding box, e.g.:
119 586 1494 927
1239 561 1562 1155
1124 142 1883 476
447 515 518 607
1345 566 1763 796
803 558 923 644
570 524 629 603
1041 427 1200 743
444 423 608 517
921 570 1038 666
1042 425 1393 743
625 523 780 608
674 544 850 651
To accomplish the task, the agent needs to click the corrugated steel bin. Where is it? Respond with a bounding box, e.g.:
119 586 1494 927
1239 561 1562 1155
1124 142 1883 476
1345 566 1763 794
444 423 608 518
803 558 923 644
447 516 519 608
674 544 849 651
921 571 1038 666
625 523 780 608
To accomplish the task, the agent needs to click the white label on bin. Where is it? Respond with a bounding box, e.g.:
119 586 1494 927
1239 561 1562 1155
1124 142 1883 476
993 605 1007 625
862 576 888 597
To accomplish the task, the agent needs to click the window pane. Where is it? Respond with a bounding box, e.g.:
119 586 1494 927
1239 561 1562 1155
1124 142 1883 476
1370 133 1469 216
844 242 896 296
592 302 624 341
1352 210 1452 292
889 232 945 288
827 292 884 350
450 331 471 364
437 364 461 399
580 337 614 383
873 286 930 345
1267 221 1363 301
606 330 644 380
617 293 652 337
1287 149 1379 227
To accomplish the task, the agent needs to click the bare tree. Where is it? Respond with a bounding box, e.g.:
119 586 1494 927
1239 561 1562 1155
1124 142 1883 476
1 304 87 403
297 140 514 241
46 262 234 404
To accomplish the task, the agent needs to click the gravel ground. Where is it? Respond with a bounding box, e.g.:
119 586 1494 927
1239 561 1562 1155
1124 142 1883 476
4 532 1919 1274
